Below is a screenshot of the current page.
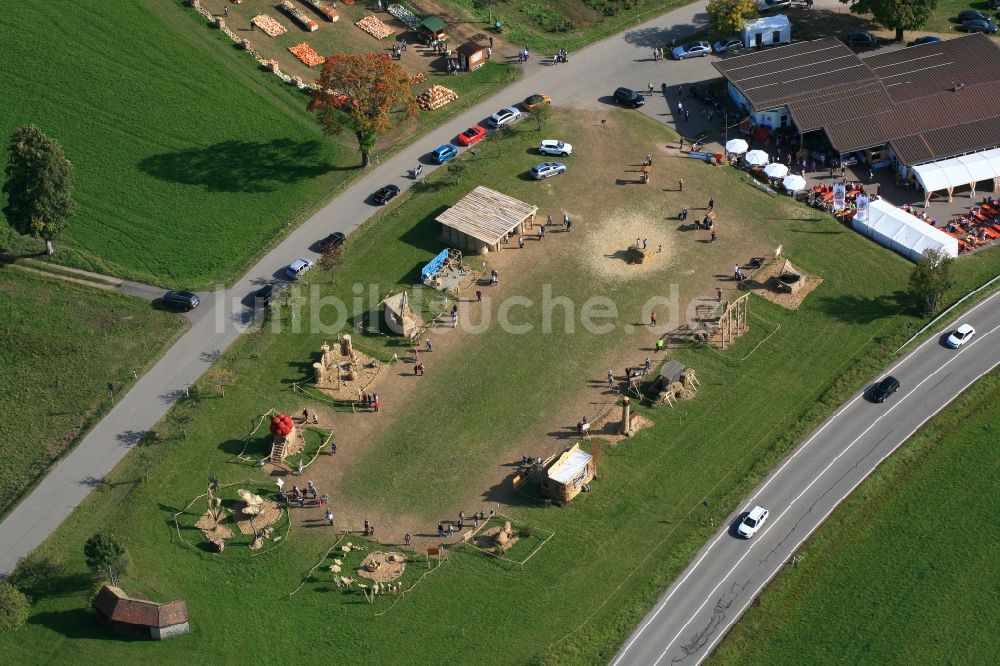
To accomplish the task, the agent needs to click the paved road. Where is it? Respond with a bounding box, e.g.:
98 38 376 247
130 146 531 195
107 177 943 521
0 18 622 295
612 289 1000 666
0 3 715 574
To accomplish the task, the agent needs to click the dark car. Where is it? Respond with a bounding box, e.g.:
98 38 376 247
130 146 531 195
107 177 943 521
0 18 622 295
844 32 878 49
870 376 900 403
253 282 288 306
961 19 999 33
907 36 942 47
162 290 200 311
613 87 645 108
319 231 346 250
689 83 717 104
371 184 400 205
958 9 989 22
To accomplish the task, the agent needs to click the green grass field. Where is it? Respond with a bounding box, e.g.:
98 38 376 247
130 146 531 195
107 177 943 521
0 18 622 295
0 1 514 289
922 0 999 34
2 109 999 664
711 369 1000 665
0 269 185 517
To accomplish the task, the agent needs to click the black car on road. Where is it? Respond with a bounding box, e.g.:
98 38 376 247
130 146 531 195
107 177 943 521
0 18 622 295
869 376 900 403
844 32 878 49
162 290 200 311
372 184 400 205
319 231 346 250
253 282 288 307
613 87 645 108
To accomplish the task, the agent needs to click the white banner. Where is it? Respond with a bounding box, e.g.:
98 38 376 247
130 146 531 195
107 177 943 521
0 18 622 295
832 182 847 212
855 194 869 222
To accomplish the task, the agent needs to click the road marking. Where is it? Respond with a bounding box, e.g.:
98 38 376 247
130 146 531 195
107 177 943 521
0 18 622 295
612 314 1000 665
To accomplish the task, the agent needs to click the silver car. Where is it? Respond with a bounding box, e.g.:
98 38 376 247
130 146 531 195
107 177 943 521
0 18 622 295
530 162 566 179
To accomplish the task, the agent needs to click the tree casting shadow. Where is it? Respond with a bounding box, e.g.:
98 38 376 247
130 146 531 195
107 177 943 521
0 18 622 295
138 139 346 193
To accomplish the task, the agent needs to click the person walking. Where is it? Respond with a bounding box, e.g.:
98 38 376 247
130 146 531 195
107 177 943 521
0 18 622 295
307 480 317 498
655 337 665 352
708 198 715 210
426 338 433 352
677 101 684 114
642 238 648 250
476 290 482 302
404 533 412 547
518 236 525 249
648 82 654 95
326 509 334 526
608 370 615 389
710 230 717 242
364 519 370 536
717 287 723 302
373 395 380 412
320 493 329 505
563 212 569 230
330 441 337 455
684 109 690 121
547 213 552 226
679 179 684 192
681 207 688 220
650 311 657 327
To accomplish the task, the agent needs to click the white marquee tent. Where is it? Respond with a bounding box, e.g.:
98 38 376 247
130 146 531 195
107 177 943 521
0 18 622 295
851 198 958 261
912 148 1000 206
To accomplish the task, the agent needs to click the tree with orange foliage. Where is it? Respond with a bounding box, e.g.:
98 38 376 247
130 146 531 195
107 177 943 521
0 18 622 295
308 53 418 167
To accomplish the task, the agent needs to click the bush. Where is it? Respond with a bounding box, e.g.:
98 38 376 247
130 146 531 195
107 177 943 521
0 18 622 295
9 551 62 596
0 582 30 632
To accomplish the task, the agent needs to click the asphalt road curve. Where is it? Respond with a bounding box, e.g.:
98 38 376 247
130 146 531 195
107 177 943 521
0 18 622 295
611 289 1000 666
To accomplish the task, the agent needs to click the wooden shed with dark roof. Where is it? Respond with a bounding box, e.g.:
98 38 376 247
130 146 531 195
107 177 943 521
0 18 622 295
92 585 190 640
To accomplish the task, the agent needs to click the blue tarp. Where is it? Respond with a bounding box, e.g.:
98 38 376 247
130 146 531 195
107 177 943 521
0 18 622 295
421 248 450 283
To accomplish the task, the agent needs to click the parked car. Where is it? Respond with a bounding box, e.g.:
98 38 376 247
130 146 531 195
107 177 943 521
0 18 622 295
538 139 572 156
737 506 769 538
488 106 522 128
946 323 976 348
522 93 551 110
162 290 200 311
713 37 744 54
844 31 878 49
371 184 400 205
612 87 645 108
530 162 566 179
869 375 900 403
907 35 941 47
319 231 346 250
286 258 314 280
960 19 998 33
672 41 712 60
253 282 288 306
688 83 717 104
456 125 487 146
757 0 791 11
958 9 989 22
431 144 458 164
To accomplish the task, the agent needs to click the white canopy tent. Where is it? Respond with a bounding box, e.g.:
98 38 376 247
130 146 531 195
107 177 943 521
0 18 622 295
851 198 958 261
912 148 1000 206
725 138 748 154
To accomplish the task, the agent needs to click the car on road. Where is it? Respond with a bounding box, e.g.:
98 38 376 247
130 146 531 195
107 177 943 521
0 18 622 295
960 18 998 33
285 258 314 280
869 375 900 403
456 125 487 146
530 162 566 179
162 290 200 311
431 144 458 164
613 87 645 108
844 31 878 49
522 93 551 110
538 139 572 156
737 506 769 538
371 184 400 205
946 323 976 348
488 106 522 128
908 35 941 47
319 231 346 250
253 282 287 306
758 0 791 11
672 41 711 60
712 37 744 54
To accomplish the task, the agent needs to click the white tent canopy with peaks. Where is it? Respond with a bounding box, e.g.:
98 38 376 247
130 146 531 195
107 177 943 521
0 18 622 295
912 147 1000 205
851 198 958 261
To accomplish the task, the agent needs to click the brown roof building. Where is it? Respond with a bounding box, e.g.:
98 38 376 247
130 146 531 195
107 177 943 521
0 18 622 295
714 33 1000 165
93 585 190 640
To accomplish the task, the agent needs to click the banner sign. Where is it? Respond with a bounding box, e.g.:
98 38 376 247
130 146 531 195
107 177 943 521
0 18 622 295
832 182 847 212
855 194 870 222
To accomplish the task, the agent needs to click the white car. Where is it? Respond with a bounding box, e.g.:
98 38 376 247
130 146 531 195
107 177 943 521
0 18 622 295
737 506 769 538
672 41 711 60
946 323 976 348
286 258 314 280
488 106 522 128
531 162 566 179
539 139 573 156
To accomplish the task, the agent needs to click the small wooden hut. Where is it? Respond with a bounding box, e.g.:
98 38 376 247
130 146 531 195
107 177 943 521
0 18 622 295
436 186 537 254
542 444 595 502
419 16 448 43
456 41 487 72
93 585 189 640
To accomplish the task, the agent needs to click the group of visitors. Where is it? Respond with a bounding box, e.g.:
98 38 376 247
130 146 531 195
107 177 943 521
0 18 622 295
359 391 380 412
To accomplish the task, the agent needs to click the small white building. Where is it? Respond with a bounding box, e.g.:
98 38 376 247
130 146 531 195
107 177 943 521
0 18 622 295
742 14 791 50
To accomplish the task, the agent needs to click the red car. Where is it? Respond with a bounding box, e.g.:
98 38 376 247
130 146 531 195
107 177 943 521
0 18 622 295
456 125 487 146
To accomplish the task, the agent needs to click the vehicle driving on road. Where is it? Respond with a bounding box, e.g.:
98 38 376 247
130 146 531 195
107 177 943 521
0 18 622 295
371 184 400 205
946 324 976 348
869 375 900 403
162 291 200 311
737 506 769 538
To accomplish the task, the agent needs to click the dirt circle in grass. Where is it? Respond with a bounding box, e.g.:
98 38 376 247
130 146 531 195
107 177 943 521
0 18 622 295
581 209 674 280
356 551 407 582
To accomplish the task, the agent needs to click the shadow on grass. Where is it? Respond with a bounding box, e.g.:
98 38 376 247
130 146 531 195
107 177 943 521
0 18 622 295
138 139 347 193
398 206 448 259
817 291 909 324
31 609 142 641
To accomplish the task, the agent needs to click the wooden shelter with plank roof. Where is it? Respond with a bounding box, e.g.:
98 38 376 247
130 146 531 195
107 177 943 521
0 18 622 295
419 15 448 44
436 186 538 254
92 585 189 640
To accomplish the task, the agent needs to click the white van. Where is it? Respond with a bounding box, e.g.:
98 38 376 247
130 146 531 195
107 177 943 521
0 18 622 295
742 14 792 49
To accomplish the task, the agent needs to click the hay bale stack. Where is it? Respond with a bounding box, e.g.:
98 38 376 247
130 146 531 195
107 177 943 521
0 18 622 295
681 369 697 390
416 85 458 111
